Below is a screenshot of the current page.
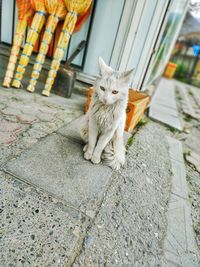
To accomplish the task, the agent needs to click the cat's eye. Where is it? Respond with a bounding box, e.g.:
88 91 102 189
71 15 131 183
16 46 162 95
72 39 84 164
100 86 105 91
112 90 118 95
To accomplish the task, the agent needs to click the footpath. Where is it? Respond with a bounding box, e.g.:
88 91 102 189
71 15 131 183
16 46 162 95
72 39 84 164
0 56 199 266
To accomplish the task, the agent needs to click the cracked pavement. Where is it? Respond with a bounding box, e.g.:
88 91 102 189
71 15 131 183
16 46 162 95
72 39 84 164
0 54 198 266
0 84 174 266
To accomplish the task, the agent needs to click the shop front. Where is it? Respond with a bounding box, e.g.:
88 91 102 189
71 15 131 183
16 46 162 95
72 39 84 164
0 0 189 90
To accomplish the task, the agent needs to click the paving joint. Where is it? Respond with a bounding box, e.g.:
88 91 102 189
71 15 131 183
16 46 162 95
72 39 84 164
171 192 189 201
0 168 90 218
2 164 116 224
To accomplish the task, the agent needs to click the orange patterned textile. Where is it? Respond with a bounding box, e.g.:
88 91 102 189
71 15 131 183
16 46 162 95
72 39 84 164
2 0 34 87
42 0 92 96
12 0 47 88
74 5 91 33
51 5 91 55
27 0 67 92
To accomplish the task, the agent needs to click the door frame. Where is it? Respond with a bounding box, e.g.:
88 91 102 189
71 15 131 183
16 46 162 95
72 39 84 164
142 0 189 90
110 0 172 90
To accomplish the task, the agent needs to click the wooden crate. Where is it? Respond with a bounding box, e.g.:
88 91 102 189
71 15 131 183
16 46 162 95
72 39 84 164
85 87 150 132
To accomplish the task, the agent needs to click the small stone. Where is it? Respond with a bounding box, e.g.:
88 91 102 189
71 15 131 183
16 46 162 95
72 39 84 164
154 233 158 238
86 210 96 219
73 226 80 237
146 177 152 184
183 128 190 134
84 236 93 246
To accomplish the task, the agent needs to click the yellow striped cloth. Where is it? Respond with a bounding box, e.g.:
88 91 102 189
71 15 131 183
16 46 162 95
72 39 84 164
2 0 34 88
12 0 47 88
27 0 67 92
42 0 92 96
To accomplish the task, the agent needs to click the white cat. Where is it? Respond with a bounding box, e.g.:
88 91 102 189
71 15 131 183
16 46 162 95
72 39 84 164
81 57 134 170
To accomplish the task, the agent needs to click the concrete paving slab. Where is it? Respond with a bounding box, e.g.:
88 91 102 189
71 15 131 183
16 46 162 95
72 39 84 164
152 91 176 106
149 78 183 131
0 171 89 267
57 116 85 144
0 84 85 165
151 98 177 111
171 160 188 199
190 86 200 108
185 151 200 173
164 137 199 266
3 133 113 214
166 136 184 163
150 103 179 117
149 107 182 131
176 83 200 119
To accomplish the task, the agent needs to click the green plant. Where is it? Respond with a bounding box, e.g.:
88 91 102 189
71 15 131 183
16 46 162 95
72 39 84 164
167 125 178 133
176 95 182 101
188 91 193 96
126 136 135 147
184 114 193 122
183 150 190 161
137 117 149 128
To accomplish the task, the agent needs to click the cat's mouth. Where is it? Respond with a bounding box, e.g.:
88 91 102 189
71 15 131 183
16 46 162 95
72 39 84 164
102 100 108 105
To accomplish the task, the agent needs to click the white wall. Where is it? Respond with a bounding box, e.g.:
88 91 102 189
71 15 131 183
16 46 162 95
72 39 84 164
83 0 125 76
1 0 189 88
1 0 15 44
83 0 171 90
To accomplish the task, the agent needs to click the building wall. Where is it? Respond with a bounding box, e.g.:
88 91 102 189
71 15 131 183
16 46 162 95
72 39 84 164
82 0 189 90
84 0 170 87
0 0 189 90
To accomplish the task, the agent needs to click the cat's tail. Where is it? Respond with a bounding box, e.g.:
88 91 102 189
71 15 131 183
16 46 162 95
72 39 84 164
102 139 126 171
69 115 88 143
79 115 89 143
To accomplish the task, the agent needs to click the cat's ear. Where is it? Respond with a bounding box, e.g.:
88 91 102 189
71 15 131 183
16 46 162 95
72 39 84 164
120 69 135 85
99 57 113 76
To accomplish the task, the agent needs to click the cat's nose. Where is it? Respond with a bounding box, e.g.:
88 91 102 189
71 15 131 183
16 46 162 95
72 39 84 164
103 98 107 104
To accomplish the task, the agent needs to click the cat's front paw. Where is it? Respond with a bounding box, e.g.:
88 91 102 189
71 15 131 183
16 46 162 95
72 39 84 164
83 144 88 152
108 159 122 171
84 150 93 160
91 154 101 164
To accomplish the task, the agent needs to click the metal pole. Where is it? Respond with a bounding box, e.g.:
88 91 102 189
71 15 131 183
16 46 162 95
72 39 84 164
0 0 2 42
190 50 200 79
